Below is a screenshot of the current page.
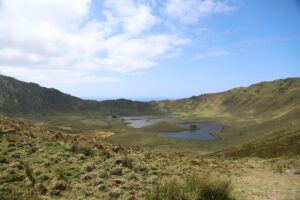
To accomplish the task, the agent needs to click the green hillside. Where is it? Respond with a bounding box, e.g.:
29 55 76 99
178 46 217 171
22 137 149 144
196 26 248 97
156 78 300 121
0 74 158 116
213 120 300 158
0 75 84 114
1 74 300 154
1 74 299 122
105 78 300 153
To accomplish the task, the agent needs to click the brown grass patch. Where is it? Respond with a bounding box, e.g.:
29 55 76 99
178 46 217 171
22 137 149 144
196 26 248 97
85 130 115 138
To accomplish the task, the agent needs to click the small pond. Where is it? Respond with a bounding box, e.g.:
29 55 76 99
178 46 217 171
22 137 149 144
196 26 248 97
121 116 175 128
161 122 222 141
121 117 222 141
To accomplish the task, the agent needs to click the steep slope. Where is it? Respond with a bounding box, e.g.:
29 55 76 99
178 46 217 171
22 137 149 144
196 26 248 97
0 75 84 114
1 74 299 122
0 74 158 115
91 98 159 116
157 78 300 121
212 120 300 158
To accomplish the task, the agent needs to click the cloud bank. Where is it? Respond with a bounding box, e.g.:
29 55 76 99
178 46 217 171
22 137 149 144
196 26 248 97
0 0 234 87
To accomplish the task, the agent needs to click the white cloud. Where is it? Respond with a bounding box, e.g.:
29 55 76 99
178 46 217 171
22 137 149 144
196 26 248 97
0 0 187 87
104 0 158 36
164 0 234 24
196 50 231 59
100 34 188 72
0 0 235 89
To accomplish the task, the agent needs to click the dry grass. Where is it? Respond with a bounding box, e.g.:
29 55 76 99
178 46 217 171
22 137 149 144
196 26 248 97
147 174 233 200
1 114 300 199
85 130 115 138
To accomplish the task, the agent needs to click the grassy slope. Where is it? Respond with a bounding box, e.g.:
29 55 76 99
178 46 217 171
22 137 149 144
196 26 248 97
0 115 299 200
156 78 300 121
0 74 158 116
1 74 299 120
1 74 300 154
119 78 300 153
8 77 298 154
0 75 83 114
213 120 300 158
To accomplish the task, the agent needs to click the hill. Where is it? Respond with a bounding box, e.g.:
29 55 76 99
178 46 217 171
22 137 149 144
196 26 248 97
105 78 300 153
0 74 158 115
0 75 84 114
156 78 300 121
213 120 300 158
1 74 300 153
1 74 300 121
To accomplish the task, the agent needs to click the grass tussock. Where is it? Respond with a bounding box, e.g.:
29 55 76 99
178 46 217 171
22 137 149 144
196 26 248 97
147 174 233 200
71 142 93 156
121 155 134 169
24 162 36 186
0 190 41 200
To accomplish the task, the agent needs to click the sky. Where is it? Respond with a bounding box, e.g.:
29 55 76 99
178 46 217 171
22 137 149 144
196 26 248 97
0 0 299 100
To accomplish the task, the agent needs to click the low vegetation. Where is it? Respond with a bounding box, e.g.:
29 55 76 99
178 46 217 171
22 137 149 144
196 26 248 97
1 77 300 199
141 121 187 132
147 175 233 200
0 115 299 199
214 120 300 158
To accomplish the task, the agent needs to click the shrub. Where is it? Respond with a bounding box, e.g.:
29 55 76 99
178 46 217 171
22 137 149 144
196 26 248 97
39 174 49 181
0 156 8 164
77 154 86 160
51 180 67 191
148 177 186 200
71 142 93 156
9 161 24 170
121 155 134 169
99 149 111 159
0 189 40 200
33 169 42 176
81 173 94 182
24 162 36 186
50 180 67 196
11 152 21 159
146 174 233 200
35 183 47 195
0 171 25 183
127 172 138 181
83 162 95 172
110 167 123 176
98 170 109 178
199 176 232 200
109 188 122 198
54 166 67 181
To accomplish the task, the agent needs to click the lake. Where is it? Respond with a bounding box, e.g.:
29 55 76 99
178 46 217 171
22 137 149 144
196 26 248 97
122 117 222 141
161 122 222 141
121 116 175 128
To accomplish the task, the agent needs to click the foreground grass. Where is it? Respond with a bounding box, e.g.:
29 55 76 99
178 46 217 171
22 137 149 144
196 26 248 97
0 115 299 199
147 175 233 200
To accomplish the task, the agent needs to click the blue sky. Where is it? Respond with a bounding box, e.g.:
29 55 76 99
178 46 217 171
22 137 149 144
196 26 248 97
0 0 299 100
